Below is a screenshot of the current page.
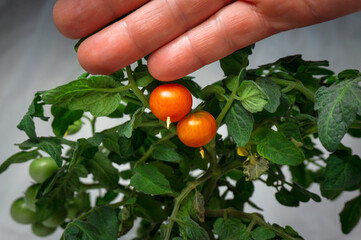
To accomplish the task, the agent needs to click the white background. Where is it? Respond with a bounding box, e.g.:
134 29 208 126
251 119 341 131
0 0 360 239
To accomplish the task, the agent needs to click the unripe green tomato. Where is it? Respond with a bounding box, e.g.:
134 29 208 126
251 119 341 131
67 120 83 135
31 222 56 237
42 210 67 228
24 184 40 211
29 157 59 183
10 197 37 224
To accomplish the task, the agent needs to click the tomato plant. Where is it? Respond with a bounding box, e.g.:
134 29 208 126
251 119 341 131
149 83 192 127
10 198 37 224
1 44 361 240
29 157 59 183
24 184 39 211
31 223 56 237
177 111 217 148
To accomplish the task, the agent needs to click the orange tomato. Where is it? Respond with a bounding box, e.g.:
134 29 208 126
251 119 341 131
149 84 192 127
177 111 217 147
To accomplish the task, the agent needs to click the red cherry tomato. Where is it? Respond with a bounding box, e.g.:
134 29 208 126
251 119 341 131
149 84 192 127
177 111 217 148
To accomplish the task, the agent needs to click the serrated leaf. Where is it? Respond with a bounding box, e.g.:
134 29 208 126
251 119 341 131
17 92 49 140
118 108 142 138
251 227 275 240
225 75 239 92
42 76 125 117
51 106 83 137
152 144 183 162
130 165 172 195
36 166 85 221
225 101 253 147
17 137 62 167
237 80 269 113
64 206 117 240
243 156 269 181
315 78 361 151
322 151 361 191
253 129 305 166
87 152 119 189
200 85 226 100
213 217 248 240
134 65 155 87
219 45 254 76
339 195 361 234
0 150 39 174
177 216 209 240
257 78 281 113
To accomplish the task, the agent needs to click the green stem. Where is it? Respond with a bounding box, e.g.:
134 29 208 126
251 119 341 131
164 159 245 240
216 90 237 127
281 82 296 93
270 77 315 102
205 208 302 240
164 172 213 240
138 120 163 128
126 66 149 108
134 132 176 167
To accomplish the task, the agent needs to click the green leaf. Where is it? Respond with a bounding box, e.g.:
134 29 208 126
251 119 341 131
18 137 63 167
339 195 361 234
87 152 120 189
17 92 49 140
118 108 142 138
134 65 155 87
219 45 254 76
225 101 254 147
177 216 209 240
322 151 361 191
193 191 205 222
315 78 361 151
338 69 360 80
0 150 39 174
51 106 83 137
200 85 226 100
257 78 281 113
213 217 248 240
135 194 168 222
42 76 125 117
152 144 183 162
251 227 275 240
36 166 85 221
130 165 172 195
64 206 118 240
224 76 239 92
237 80 269 113
275 187 299 207
253 129 305 166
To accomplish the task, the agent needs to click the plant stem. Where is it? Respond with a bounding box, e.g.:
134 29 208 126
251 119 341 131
164 159 244 240
126 66 149 108
134 132 176 167
216 91 236 127
164 172 213 240
122 96 143 106
270 77 315 102
205 208 302 240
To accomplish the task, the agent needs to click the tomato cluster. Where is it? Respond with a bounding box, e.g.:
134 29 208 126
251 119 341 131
150 83 217 148
10 157 81 237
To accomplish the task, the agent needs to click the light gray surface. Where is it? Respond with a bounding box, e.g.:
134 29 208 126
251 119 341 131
0 1 361 239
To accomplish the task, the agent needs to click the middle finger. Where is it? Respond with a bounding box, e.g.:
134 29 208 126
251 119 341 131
77 0 232 75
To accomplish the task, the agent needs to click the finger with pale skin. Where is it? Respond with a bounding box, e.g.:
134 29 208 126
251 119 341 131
53 0 149 39
148 0 361 81
76 0 232 75
148 1 275 80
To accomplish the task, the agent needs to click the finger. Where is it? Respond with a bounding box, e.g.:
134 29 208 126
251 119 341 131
147 1 276 81
77 0 232 75
53 0 149 39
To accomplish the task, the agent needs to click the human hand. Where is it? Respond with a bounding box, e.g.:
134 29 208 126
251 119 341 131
53 0 361 81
